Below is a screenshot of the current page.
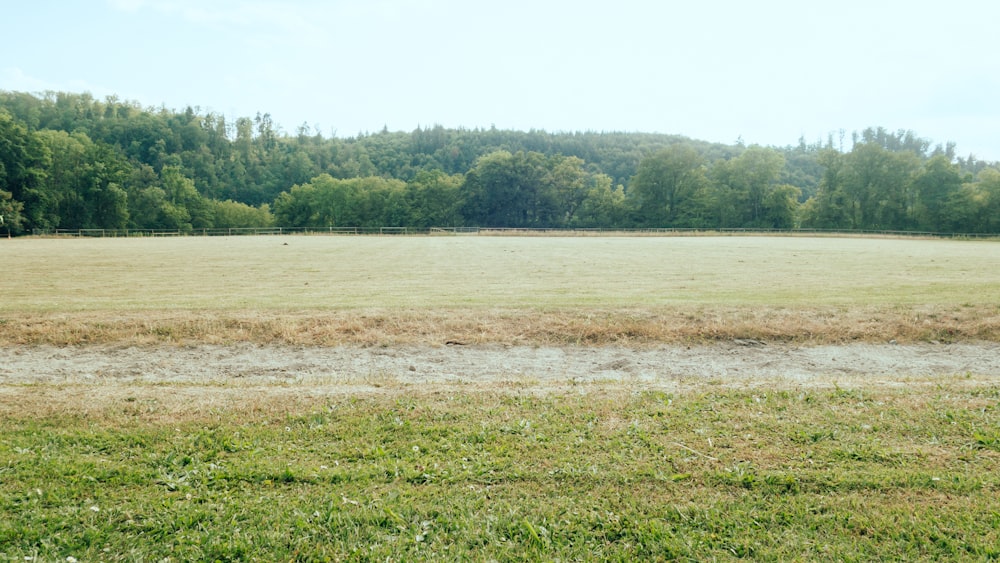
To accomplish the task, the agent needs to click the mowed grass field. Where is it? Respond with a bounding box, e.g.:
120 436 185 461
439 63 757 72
2 234 1000 344
3 234 1000 560
4 234 1000 310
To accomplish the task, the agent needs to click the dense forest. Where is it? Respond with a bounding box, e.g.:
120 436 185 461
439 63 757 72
2 90 999 235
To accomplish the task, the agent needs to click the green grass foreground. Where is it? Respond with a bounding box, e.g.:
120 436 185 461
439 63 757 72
3 383 1000 561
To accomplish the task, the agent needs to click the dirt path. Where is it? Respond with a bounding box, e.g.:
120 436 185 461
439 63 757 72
3 342 998 391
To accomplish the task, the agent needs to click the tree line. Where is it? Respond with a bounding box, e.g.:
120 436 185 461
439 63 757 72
2 90 999 235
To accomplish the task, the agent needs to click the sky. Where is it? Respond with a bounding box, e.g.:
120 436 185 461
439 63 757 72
2 0 999 160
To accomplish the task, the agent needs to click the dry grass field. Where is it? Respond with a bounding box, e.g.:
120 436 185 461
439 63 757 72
2 234 999 345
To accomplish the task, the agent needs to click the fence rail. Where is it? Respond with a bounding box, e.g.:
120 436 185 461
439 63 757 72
35 227 1000 240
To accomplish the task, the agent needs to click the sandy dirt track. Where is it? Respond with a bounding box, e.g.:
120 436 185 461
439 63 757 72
3 342 999 392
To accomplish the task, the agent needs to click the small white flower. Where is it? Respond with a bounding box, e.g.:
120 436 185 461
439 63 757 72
89 506 100 512
412 445 420 452
67 557 78 563
415 533 425 542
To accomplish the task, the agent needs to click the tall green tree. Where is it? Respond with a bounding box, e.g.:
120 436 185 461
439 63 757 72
0 188 23 234
273 174 410 228
350 176 410 227
33 129 85 228
78 143 130 230
761 184 802 229
406 170 464 228
801 149 848 229
461 150 556 228
160 165 213 230
844 143 918 230
711 146 786 227
961 169 1000 233
211 200 273 229
0 109 50 232
572 179 628 228
803 144 918 230
547 155 589 225
126 166 212 231
912 155 963 231
37 130 129 230
629 145 710 227
128 187 189 230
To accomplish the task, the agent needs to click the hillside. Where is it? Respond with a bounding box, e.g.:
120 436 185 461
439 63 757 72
2 90 998 234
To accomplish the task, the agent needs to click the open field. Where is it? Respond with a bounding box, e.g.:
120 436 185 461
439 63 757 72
2 234 1000 344
5 234 1000 310
2 234 1000 560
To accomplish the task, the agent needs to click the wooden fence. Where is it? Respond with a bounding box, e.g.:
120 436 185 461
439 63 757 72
35 227 1000 239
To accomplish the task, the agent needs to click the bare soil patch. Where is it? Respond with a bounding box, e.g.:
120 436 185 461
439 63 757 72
3 341 997 393
4 341 998 418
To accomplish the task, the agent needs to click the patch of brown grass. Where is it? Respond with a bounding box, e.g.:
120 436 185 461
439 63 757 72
2 304 997 347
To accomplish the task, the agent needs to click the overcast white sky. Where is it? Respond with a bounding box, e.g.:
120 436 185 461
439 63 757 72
3 0 999 160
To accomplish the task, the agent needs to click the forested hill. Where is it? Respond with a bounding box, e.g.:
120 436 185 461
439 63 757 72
1 90 999 235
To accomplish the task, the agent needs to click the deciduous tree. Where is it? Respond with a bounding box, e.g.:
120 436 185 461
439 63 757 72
630 145 710 227
0 109 50 232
